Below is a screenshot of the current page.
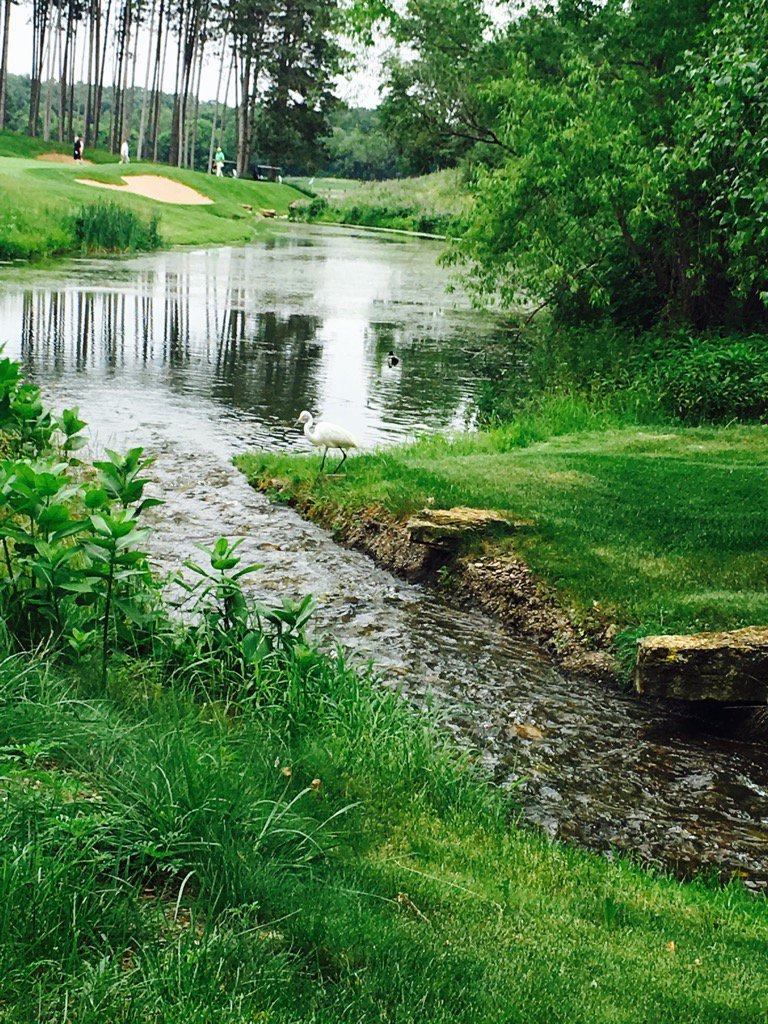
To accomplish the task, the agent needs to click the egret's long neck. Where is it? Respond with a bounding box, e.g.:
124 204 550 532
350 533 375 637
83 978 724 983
303 418 315 440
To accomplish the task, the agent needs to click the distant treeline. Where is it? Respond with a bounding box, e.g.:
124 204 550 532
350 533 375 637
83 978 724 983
0 66 406 179
0 0 356 176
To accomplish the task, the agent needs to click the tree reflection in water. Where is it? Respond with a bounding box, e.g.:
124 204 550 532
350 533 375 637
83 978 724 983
6 231 513 447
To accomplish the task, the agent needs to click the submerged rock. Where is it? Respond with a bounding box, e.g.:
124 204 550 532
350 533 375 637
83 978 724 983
635 627 768 702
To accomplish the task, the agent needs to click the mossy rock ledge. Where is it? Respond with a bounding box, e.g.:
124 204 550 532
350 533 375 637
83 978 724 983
635 626 768 702
405 507 534 548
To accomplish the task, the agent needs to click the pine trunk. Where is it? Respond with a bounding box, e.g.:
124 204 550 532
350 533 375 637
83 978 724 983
152 7 169 161
207 44 228 174
0 0 11 130
59 2 72 143
93 0 112 146
83 0 95 143
136 0 157 160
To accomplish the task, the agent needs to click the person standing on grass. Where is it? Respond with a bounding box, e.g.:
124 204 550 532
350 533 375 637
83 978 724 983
73 135 82 162
215 146 225 177
120 140 130 164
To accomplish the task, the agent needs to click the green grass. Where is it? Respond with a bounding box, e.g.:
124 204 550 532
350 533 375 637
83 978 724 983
70 200 161 252
1 640 768 1023
0 127 115 163
290 168 471 235
0 129 303 259
236 397 768 649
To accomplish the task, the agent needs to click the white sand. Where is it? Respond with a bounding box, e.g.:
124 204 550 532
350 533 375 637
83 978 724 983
75 174 214 205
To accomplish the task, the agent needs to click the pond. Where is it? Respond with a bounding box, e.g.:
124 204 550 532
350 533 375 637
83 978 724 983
1 224 767 888
0 225 514 451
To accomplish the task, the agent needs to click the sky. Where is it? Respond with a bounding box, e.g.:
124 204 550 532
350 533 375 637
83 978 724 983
6 6 388 110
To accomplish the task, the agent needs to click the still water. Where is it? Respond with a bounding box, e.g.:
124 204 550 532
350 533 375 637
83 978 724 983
1 225 767 887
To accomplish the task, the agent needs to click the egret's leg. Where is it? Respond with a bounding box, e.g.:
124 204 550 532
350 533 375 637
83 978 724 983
319 447 328 472
332 448 348 473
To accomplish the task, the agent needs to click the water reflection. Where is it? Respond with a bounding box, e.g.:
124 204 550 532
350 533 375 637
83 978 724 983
2 227 512 450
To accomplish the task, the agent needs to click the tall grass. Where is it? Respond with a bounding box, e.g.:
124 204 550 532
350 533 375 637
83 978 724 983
478 321 768 426
0 643 492 1022
290 169 471 235
2 633 768 1021
71 201 162 253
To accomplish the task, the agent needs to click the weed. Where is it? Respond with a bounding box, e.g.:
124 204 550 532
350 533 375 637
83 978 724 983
70 201 161 253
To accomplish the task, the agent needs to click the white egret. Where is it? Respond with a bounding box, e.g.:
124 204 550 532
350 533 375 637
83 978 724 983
295 410 359 473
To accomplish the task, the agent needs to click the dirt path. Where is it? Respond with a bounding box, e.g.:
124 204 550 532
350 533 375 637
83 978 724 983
37 153 93 165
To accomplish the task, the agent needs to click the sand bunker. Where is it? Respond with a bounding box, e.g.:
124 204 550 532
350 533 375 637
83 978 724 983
38 153 93 165
75 174 213 205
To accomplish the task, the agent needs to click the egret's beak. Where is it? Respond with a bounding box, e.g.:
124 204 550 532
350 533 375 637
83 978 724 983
294 418 302 427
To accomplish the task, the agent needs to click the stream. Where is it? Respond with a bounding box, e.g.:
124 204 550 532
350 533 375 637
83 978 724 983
1 224 767 888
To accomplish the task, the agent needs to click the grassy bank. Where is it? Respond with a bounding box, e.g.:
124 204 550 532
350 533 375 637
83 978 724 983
236 403 768 664
0 356 767 1021
0 131 115 163
4 642 768 1022
0 130 302 259
289 169 471 235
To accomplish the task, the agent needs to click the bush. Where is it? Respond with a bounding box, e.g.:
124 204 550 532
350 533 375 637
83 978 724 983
70 201 161 253
476 324 768 427
642 334 768 423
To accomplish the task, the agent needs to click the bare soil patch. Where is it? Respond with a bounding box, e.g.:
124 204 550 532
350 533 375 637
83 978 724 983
37 153 93 165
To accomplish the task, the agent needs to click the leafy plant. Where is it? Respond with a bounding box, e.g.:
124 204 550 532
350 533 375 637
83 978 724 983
81 508 156 685
70 201 161 253
0 355 320 700
173 537 317 698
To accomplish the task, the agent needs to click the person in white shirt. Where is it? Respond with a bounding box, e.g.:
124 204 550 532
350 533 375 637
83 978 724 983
119 140 130 164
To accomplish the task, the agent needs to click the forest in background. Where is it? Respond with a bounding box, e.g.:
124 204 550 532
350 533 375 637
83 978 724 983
0 69 401 176
0 0 387 176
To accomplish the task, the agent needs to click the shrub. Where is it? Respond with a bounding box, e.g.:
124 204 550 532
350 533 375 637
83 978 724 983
476 323 768 426
70 201 161 253
288 196 328 222
641 334 768 423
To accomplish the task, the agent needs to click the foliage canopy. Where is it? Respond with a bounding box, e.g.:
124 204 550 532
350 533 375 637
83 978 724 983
383 0 768 329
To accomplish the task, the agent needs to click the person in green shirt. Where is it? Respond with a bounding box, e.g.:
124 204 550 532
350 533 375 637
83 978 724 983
214 147 225 177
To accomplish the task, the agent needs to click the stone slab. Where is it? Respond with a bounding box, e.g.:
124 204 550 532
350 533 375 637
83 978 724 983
634 626 768 702
405 506 534 547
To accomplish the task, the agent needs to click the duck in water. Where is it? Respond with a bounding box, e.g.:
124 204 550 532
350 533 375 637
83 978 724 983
386 351 400 368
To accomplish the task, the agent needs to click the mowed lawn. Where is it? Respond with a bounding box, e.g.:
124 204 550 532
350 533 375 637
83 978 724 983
237 423 768 643
0 130 303 255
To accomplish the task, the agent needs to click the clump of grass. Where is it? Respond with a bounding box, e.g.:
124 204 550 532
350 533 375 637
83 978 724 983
70 201 161 253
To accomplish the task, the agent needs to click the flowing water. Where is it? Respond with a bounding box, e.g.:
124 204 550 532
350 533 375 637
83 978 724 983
1 225 767 887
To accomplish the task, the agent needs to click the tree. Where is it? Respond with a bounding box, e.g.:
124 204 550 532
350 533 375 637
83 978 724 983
0 0 12 130
321 107 399 179
254 0 345 170
385 0 767 329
